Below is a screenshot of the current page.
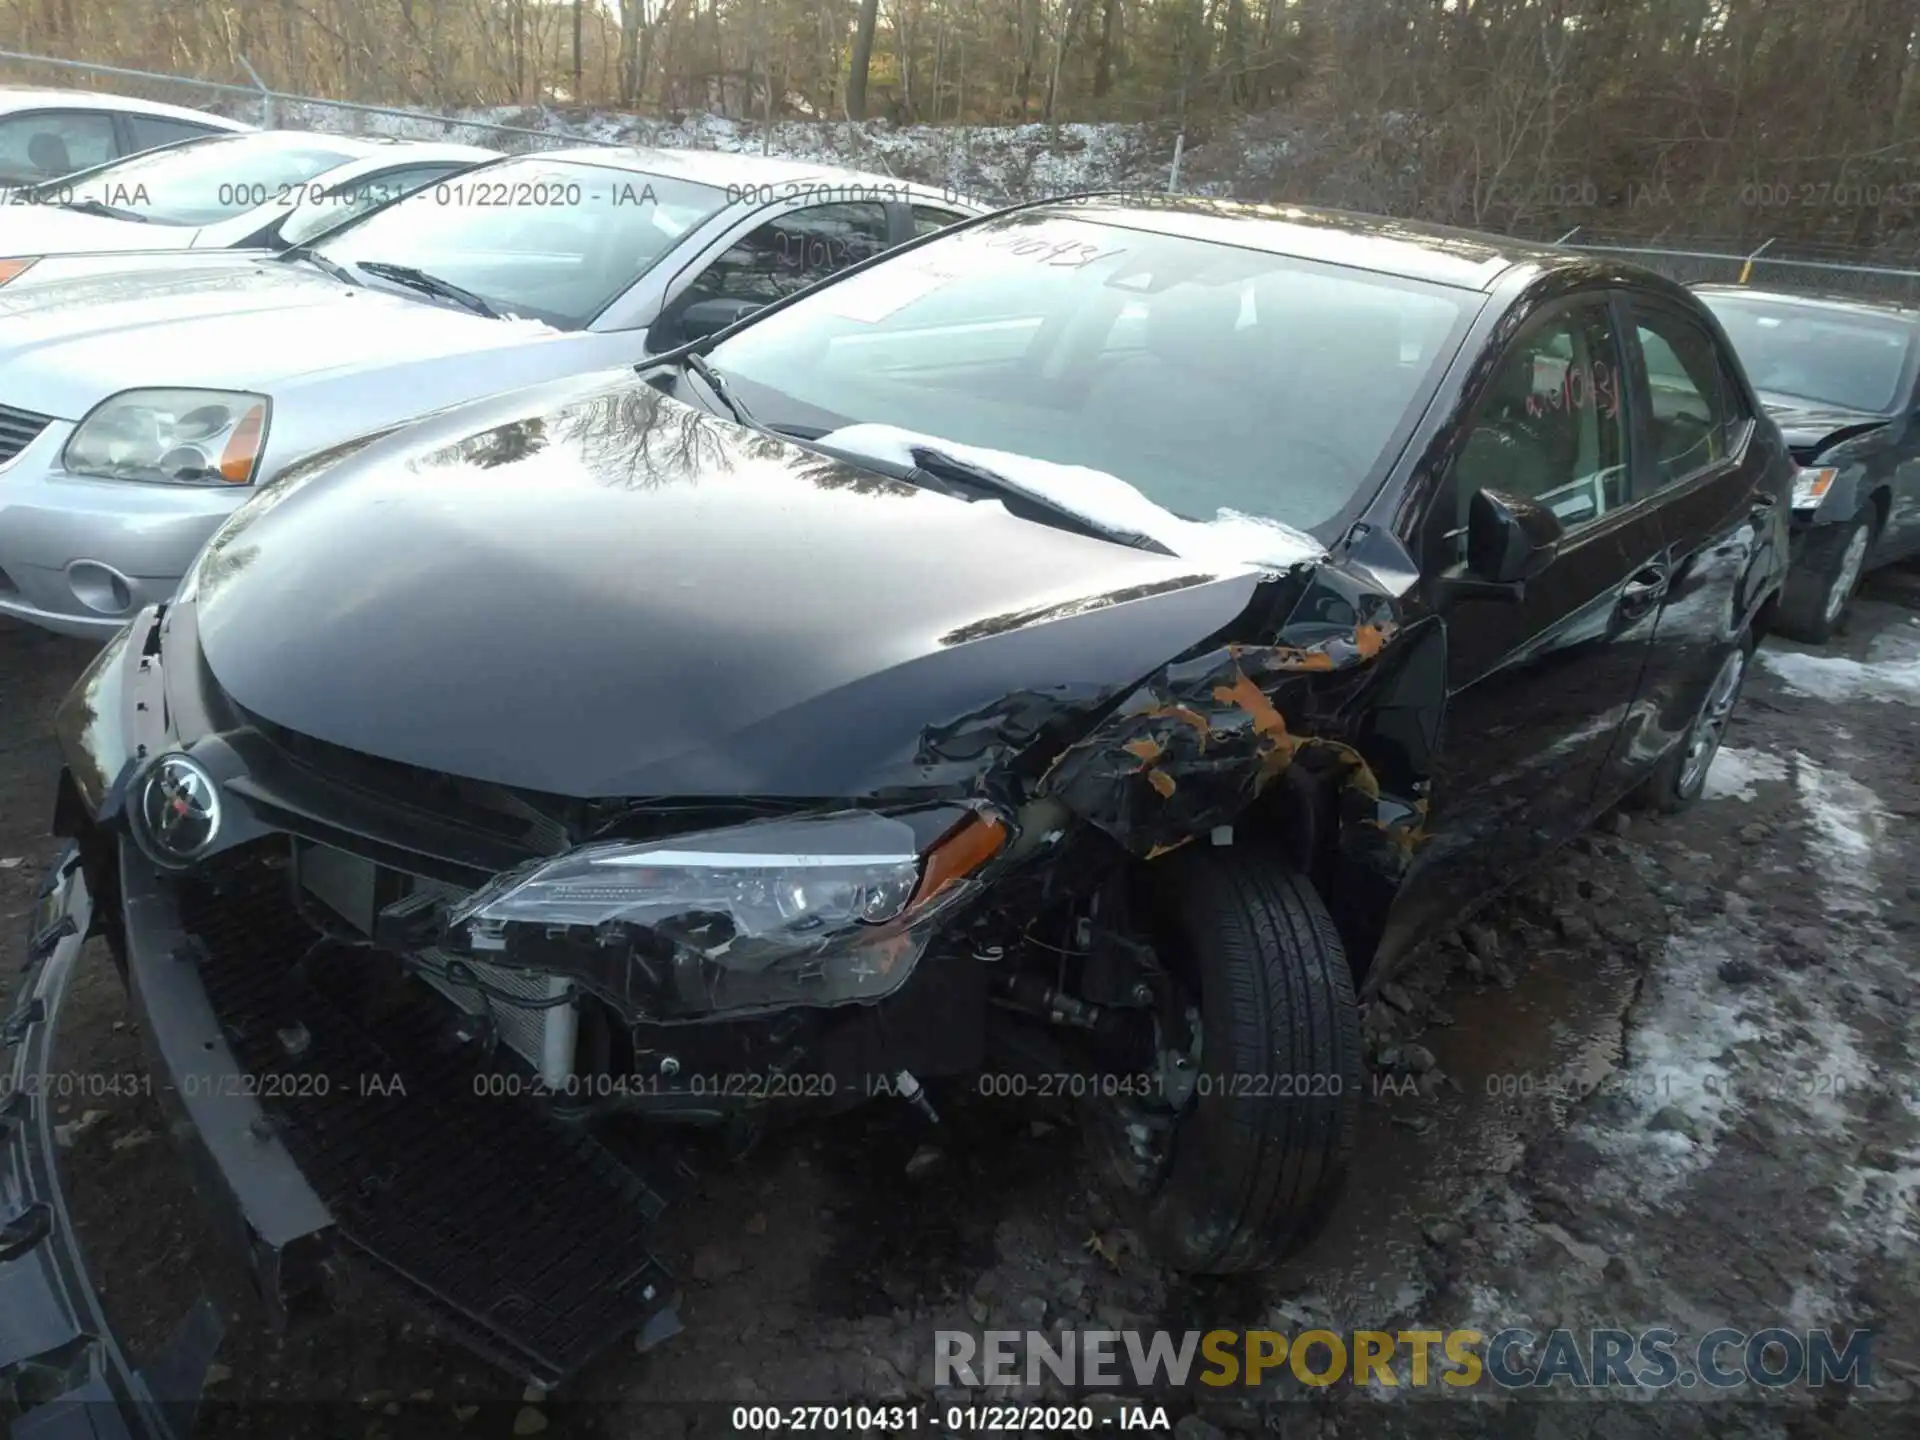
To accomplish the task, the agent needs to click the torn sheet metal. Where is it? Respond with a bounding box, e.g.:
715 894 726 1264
1032 565 1427 858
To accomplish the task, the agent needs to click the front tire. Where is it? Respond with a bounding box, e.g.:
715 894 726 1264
1777 506 1874 643
1129 851 1361 1274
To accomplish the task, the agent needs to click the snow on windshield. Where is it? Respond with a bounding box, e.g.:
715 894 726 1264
814 422 1325 571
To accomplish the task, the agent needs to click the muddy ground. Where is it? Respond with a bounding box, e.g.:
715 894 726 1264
3 570 1918 1440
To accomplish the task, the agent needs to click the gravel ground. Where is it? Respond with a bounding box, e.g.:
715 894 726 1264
3 567 1918 1439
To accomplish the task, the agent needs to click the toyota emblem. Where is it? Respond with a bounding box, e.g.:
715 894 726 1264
137 753 222 862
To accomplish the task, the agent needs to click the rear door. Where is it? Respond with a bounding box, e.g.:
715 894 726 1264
1393 292 1669 934
1602 293 1778 793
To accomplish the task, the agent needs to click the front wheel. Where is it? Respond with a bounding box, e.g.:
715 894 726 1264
1777 507 1874 643
1105 851 1361 1275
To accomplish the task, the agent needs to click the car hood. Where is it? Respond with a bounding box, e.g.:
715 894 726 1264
1 205 198 256
0 258 561 419
185 376 1273 799
1759 393 1892 457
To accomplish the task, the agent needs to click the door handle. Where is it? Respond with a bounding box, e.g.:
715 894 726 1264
1618 564 1669 619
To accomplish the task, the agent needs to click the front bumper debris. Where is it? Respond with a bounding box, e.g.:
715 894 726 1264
4 832 680 1435
1 845 224 1440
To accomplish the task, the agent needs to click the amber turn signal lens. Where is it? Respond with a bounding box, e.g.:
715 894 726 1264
911 812 1008 910
218 403 268 483
0 257 39 287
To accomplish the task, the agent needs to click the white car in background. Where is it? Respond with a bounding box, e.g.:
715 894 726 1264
0 146 985 637
0 86 250 187
2 131 497 266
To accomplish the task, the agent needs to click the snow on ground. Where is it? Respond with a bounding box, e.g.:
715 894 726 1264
1701 745 1789 801
1758 622 1920 706
1568 915 1757 1207
259 99 1172 204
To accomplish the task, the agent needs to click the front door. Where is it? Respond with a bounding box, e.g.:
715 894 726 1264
1389 294 1670 945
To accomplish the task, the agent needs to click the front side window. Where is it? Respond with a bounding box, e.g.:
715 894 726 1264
60 134 358 225
685 202 893 308
912 205 969 235
704 210 1472 535
0 110 117 183
314 160 729 330
1631 308 1740 486
1448 302 1628 547
1699 292 1915 414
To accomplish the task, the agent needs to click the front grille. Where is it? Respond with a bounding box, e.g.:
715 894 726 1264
177 848 672 1385
0 402 51 463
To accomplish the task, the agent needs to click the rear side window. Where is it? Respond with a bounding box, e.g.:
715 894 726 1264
0 110 116 182
123 115 224 152
1631 307 1741 486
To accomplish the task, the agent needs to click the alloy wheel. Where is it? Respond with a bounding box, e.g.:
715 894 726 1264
1678 646 1746 797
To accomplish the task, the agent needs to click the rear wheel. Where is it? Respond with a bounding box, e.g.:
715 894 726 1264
1097 850 1360 1275
1777 506 1874 643
1636 631 1753 814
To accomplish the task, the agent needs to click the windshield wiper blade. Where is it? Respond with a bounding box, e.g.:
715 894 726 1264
357 261 499 319
682 354 757 428
908 446 1176 555
59 198 149 222
286 250 359 286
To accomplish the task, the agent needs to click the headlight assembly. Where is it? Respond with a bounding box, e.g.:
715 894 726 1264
445 809 1006 1021
0 257 38 286
1792 466 1838 509
65 388 269 485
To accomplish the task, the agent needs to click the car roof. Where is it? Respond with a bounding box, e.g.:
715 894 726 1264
516 143 973 201
1692 283 1920 323
1006 195 1585 291
0 87 253 130
304 140 501 175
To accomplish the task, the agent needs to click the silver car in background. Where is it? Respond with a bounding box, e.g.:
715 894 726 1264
0 86 250 188
2 133 499 261
0 147 984 637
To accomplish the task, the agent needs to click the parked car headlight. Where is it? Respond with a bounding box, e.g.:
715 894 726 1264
65 389 270 485
446 809 1006 1019
1792 466 1838 510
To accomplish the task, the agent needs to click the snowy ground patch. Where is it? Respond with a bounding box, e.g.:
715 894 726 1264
1758 629 1920 707
1701 745 1789 801
1570 918 1758 1207
265 100 1167 204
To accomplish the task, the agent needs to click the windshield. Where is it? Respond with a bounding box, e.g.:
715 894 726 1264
313 158 729 330
1701 294 1915 413
64 134 360 226
704 212 1472 535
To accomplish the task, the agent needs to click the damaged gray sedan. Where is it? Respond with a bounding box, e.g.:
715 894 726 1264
6 196 1791 1431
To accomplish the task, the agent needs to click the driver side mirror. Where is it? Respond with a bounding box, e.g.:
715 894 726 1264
1436 487 1563 606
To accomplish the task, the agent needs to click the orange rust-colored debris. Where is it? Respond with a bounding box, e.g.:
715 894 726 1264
1211 670 1290 736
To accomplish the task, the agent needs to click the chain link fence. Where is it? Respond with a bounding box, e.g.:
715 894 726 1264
1551 230 1920 306
0 48 622 151
7 46 1920 305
